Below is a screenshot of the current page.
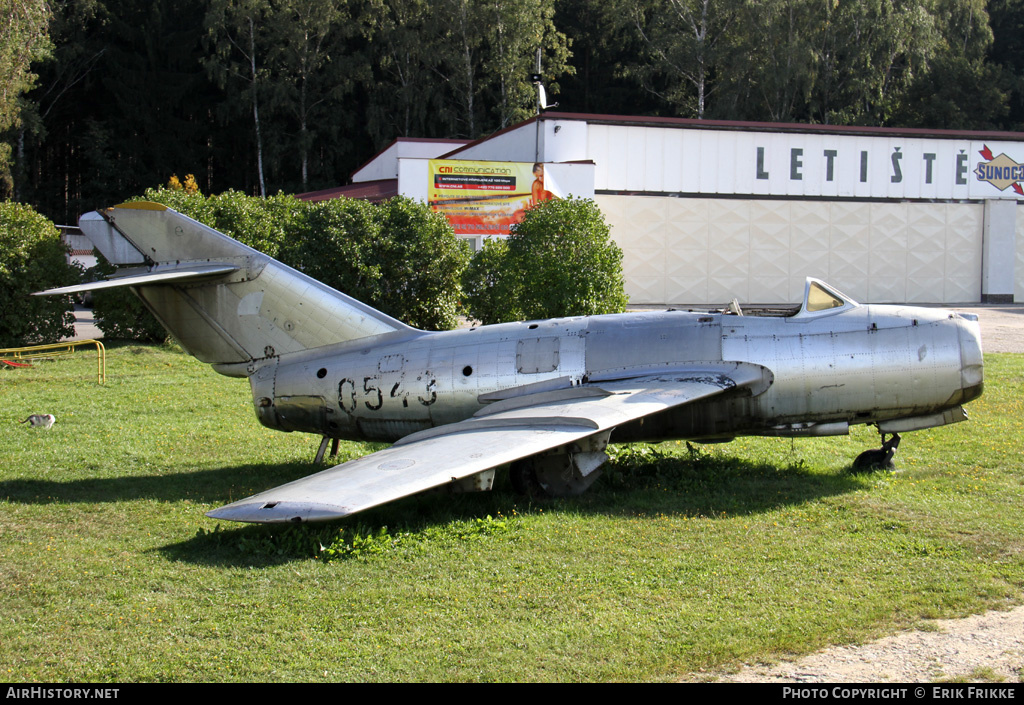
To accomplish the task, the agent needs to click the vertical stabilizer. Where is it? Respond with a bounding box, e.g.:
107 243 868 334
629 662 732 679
76 202 416 371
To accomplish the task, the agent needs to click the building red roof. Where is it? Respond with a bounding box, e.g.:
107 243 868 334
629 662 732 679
295 179 399 203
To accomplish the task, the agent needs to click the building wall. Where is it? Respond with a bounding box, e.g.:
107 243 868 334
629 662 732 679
366 115 1021 304
598 195 984 305
587 122 1022 200
1016 206 1024 302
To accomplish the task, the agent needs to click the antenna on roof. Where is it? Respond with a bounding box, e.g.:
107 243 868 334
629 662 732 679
531 50 558 114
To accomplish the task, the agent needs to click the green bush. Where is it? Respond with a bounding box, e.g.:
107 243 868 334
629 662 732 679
140 188 304 259
461 237 517 324
93 189 469 338
0 202 79 347
284 196 470 331
462 198 628 324
280 197 381 298
372 197 470 330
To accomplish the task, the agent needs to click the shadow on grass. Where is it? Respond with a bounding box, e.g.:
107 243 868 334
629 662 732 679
594 444 867 517
0 461 318 508
153 447 870 567
1 442 870 566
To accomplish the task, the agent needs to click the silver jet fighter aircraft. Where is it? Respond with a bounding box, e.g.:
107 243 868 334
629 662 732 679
39 202 985 523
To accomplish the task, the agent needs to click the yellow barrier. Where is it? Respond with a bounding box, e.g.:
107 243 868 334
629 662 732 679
0 339 106 384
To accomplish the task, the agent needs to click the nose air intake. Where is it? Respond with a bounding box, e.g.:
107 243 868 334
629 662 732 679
956 312 984 403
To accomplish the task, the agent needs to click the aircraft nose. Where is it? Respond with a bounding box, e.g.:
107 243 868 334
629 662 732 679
955 312 984 402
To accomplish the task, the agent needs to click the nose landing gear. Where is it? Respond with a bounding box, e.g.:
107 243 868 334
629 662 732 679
853 432 901 471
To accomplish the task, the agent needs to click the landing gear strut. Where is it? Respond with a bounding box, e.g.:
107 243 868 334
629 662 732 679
853 432 901 471
314 435 340 463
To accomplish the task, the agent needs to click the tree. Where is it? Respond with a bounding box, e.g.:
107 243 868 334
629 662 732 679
622 0 972 126
820 0 939 125
12 0 106 203
892 0 1008 129
629 0 738 119
725 0 817 122
555 0 665 116
0 0 51 195
362 0 572 145
362 0 440 143
989 0 1024 129
437 0 486 137
371 197 471 330
205 0 274 196
461 236 516 324
709 0 942 125
482 0 572 129
507 198 626 320
16 0 224 223
281 196 382 298
273 0 355 189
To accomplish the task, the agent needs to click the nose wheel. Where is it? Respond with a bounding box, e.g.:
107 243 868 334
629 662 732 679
853 432 901 471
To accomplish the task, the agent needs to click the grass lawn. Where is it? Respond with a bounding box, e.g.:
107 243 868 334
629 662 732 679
1 343 1022 682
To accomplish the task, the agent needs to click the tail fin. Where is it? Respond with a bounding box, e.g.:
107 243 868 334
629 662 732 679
44 202 414 374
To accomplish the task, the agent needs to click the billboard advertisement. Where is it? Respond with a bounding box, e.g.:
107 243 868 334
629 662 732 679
428 160 555 238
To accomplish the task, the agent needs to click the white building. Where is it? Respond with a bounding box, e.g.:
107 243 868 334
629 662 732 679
59 225 97 271
312 113 1024 305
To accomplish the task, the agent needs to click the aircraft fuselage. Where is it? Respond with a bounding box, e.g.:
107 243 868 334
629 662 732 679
252 301 983 446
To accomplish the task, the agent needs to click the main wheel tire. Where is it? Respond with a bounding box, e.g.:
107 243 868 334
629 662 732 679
509 454 604 497
509 458 546 497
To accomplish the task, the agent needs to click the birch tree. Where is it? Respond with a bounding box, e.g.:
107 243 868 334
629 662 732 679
205 0 272 196
629 0 738 119
484 0 571 128
273 0 352 188
0 0 51 195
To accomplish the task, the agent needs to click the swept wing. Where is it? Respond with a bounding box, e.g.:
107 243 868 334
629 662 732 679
207 363 771 523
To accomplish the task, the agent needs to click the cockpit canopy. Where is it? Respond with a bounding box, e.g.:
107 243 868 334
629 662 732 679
798 278 858 317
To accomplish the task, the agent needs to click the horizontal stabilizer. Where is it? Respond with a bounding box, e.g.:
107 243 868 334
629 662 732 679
34 264 239 296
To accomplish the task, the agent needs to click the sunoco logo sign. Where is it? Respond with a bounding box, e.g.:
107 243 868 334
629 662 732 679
974 144 1024 195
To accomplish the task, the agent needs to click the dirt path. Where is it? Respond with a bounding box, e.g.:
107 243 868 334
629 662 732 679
706 607 1024 683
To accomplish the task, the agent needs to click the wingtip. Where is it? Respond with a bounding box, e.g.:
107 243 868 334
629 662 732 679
206 500 352 524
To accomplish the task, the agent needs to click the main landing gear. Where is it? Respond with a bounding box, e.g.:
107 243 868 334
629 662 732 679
509 432 611 497
853 431 901 471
